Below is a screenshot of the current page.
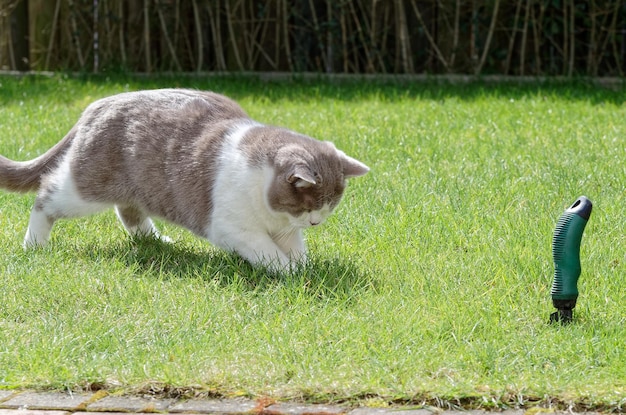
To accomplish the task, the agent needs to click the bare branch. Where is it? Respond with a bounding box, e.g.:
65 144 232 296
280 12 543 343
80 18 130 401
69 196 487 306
191 0 203 72
143 0 151 72
68 0 86 68
520 0 531 75
224 0 244 70
409 0 447 72
504 0 523 74
475 0 500 75
45 0 62 70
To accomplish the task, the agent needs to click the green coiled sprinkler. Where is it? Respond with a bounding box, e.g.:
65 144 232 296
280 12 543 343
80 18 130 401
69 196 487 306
549 196 593 324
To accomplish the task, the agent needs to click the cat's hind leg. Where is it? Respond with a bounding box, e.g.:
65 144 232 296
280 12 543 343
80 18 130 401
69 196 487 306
23 203 55 248
24 177 110 248
115 205 171 242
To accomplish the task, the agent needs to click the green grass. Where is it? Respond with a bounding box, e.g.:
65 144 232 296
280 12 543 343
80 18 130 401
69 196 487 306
1 74 625 410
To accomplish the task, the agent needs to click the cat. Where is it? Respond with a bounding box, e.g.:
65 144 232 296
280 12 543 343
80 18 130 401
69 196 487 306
0 89 369 272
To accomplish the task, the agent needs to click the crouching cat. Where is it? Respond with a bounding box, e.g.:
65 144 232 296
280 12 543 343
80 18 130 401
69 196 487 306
0 89 369 271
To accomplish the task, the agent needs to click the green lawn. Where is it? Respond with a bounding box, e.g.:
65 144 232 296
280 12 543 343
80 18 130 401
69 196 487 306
0 74 625 410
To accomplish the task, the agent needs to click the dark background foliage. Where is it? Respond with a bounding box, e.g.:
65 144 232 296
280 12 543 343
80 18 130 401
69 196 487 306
2 0 626 76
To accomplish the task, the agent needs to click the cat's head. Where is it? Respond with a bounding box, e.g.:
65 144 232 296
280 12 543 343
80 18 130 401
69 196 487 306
266 135 369 228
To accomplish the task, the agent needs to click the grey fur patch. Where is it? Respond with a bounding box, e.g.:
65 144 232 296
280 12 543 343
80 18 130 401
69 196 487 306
68 89 249 236
238 126 350 216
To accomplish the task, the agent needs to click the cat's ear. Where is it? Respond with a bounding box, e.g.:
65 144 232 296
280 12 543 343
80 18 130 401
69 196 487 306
287 165 317 188
339 152 370 178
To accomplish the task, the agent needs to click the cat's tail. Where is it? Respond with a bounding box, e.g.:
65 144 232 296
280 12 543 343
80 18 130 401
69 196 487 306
0 127 76 193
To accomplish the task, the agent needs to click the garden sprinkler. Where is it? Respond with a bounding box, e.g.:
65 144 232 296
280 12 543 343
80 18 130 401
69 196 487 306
549 196 593 324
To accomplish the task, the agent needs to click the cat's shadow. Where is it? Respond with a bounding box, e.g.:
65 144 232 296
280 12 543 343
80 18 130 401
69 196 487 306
85 236 377 302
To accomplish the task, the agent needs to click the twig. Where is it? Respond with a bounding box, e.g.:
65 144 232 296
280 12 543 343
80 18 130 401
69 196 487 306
68 0 86 69
206 1 225 70
143 0 151 72
93 0 99 73
370 0 387 73
251 38 277 69
44 0 62 71
587 0 596 75
173 0 180 51
594 2 617 77
118 0 127 67
409 0 446 72
251 12 273 70
308 0 327 72
191 0 203 72
395 0 410 73
381 1 390 71
605 0 622 76
156 1 182 71
225 0 244 70
369 0 380 72
475 0 499 75
561 0 567 75
348 0 373 72
7 15 15 69
568 0 575 76
340 3 348 72
178 1 197 70
326 0 333 73
520 0 531 75
274 0 281 71
531 1 545 75
451 0 460 68
242 0 252 67
470 2 476 68
281 0 293 71
103 0 113 66
247 1 255 69
244 0 258 68
0 17 5 68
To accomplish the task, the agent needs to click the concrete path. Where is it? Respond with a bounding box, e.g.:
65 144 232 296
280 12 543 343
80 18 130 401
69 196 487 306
0 390 591 415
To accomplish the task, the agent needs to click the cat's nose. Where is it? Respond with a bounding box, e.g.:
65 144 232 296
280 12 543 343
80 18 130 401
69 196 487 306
308 212 322 226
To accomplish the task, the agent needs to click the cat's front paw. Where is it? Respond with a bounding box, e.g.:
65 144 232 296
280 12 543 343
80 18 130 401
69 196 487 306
157 234 174 244
247 251 300 274
23 238 47 250
268 253 308 274
23 229 49 249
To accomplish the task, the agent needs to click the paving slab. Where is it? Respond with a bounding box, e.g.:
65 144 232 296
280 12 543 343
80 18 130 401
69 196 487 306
0 410 69 415
0 392 95 411
495 411 525 415
0 393 16 403
169 398 258 414
86 396 174 413
82 413 166 415
265 403 348 415
348 408 433 415
433 410 525 415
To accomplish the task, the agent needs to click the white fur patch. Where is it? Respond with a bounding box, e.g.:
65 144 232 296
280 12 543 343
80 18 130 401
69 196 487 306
24 209 53 247
206 121 306 269
45 155 110 218
24 155 110 247
220 121 260 161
